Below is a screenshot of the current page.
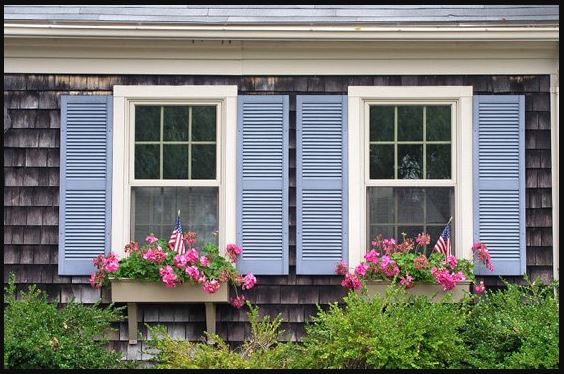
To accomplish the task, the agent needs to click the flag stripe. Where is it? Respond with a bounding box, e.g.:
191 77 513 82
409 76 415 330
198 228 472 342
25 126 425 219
169 216 185 255
433 223 451 257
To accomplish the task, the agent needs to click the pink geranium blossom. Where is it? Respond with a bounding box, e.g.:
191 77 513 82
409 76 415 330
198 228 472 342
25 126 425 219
400 274 415 289
174 254 189 269
124 241 140 253
185 248 200 265
341 273 363 290
145 234 158 244
200 256 210 267
186 266 200 281
184 231 197 247
380 255 400 277
89 272 105 289
230 295 246 309
355 263 369 276
335 261 349 275
431 267 466 291
364 250 380 264
203 280 221 294
226 244 243 262
416 233 431 247
242 273 257 290
474 281 486 295
382 238 397 254
143 247 167 264
446 255 458 269
159 266 178 288
472 241 494 272
414 255 429 270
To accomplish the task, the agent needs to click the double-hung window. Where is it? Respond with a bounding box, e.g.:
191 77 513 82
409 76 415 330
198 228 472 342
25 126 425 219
112 86 238 256
348 87 474 267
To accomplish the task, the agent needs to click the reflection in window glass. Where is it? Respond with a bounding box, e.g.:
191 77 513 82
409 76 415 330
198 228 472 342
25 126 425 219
367 187 454 248
134 105 217 180
132 187 219 247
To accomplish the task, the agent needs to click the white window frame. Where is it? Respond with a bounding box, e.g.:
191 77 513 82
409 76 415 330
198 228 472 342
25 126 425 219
111 86 238 257
347 86 474 268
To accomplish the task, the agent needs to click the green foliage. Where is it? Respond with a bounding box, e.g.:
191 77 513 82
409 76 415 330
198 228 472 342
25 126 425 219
3 274 130 369
295 285 470 369
145 302 296 369
462 277 559 369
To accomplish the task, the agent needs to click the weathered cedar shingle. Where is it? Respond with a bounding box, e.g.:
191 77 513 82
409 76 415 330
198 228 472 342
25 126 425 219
298 286 319 304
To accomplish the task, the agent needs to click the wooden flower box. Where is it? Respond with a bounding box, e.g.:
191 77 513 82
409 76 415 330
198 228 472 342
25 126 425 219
365 280 471 302
110 279 229 344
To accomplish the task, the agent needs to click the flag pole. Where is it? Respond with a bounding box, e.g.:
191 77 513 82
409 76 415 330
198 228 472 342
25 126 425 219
446 216 453 226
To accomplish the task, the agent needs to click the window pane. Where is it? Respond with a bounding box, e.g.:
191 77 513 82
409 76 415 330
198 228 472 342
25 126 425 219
370 106 394 141
135 144 160 179
426 144 451 179
163 107 189 141
397 188 424 224
163 145 188 179
132 187 219 247
370 144 394 179
192 144 216 179
397 106 423 141
426 106 451 141
192 106 217 141
135 106 160 141
367 187 454 249
398 144 422 179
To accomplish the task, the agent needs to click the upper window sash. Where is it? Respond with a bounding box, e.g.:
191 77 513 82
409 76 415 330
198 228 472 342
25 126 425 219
364 100 457 187
128 100 222 187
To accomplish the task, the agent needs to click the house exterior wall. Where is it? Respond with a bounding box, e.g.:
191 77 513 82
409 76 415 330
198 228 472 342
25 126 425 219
3 74 553 356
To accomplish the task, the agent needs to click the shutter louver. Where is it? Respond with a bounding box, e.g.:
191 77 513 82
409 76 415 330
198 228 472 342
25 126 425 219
237 96 289 275
473 95 525 276
297 96 348 274
59 96 112 275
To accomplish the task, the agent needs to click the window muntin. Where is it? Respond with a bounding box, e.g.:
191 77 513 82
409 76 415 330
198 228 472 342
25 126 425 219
134 105 217 180
369 105 452 180
367 103 455 247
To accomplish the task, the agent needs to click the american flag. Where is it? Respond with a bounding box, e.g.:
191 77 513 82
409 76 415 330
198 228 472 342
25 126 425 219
433 223 451 257
168 215 186 254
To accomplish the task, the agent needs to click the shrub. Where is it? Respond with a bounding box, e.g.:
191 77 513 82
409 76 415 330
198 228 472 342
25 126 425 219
462 277 559 369
3 274 130 369
145 303 297 369
295 286 470 369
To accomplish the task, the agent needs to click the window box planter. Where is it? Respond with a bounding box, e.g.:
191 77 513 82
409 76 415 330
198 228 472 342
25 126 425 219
364 280 471 302
110 278 229 344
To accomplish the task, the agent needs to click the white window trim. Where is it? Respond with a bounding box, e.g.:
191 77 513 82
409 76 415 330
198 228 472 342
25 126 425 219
347 86 474 268
111 85 238 257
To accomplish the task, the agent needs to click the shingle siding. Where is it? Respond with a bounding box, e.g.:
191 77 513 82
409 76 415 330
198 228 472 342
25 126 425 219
3 73 554 349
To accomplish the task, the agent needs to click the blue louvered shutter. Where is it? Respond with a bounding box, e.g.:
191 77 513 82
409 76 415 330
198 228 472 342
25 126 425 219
296 96 348 274
59 96 112 275
473 95 525 276
237 96 289 275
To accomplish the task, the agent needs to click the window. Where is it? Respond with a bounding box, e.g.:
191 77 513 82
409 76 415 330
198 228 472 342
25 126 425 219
112 86 238 257
347 86 473 268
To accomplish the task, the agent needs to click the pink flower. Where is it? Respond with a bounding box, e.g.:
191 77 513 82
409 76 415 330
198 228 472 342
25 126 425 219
414 255 429 270
184 231 197 247
104 259 119 273
416 233 431 247
400 274 415 289
186 266 200 281
92 254 107 270
242 273 257 290
186 248 200 265
474 281 486 295
89 272 105 289
143 247 167 264
397 239 414 253
382 238 397 254
380 255 400 277
226 244 243 262
174 254 189 269
364 250 379 264
341 273 363 290
335 261 349 275
230 295 246 309
200 256 209 267
446 255 458 269
124 241 140 253
355 263 368 276
431 267 466 291
159 266 178 288
472 241 494 272
203 280 221 294
145 234 158 244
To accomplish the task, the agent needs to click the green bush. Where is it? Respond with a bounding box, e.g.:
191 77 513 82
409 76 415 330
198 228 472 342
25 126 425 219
295 285 470 369
462 278 559 369
3 274 130 369
145 302 297 369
